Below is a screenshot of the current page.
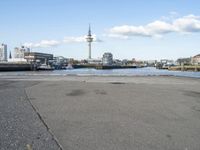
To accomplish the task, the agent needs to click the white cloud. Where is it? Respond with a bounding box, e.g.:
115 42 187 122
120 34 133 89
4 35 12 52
106 33 129 39
161 11 179 21
63 35 103 43
107 14 200 38
173 15 200 33
24 40 60 48
24 35 103 49
63 36 86 43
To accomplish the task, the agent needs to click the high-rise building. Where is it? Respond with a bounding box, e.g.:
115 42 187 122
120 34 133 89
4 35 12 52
86 25 93 59
0 44 8 62
14 46 30 59
102 52 113 66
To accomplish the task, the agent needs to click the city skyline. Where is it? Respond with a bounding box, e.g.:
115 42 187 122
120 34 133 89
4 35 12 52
0 0 200 60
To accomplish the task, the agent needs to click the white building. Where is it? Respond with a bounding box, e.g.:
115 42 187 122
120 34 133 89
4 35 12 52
160 59 175 66
191 54 200 65
13 46 30 62
102 52 113 66
0 44 8 62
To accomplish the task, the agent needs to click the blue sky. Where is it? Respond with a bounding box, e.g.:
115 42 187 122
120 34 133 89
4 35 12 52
0 0 200 60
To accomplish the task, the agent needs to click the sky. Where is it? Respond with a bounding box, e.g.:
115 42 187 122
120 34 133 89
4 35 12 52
0 0 200 60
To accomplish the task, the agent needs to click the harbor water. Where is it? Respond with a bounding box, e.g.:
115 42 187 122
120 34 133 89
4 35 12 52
0 67 200 78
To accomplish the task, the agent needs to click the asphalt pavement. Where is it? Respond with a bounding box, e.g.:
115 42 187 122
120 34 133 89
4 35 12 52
25 76 200 150
0 80 61 150
1 76 200 150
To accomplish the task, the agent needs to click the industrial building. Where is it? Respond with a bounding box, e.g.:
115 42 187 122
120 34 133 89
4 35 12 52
24 52 53 64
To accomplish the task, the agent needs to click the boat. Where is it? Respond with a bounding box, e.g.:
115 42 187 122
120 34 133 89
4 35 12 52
65 64 74 70
38 64 54 70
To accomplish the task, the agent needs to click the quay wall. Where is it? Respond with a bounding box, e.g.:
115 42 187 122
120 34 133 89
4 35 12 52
0 63 32 71
169 66 200 72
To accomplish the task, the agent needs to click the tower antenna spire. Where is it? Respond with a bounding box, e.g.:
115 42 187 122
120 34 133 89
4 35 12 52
88 23 91 36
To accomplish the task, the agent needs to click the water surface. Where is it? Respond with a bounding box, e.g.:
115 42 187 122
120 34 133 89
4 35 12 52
0 67 200 78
